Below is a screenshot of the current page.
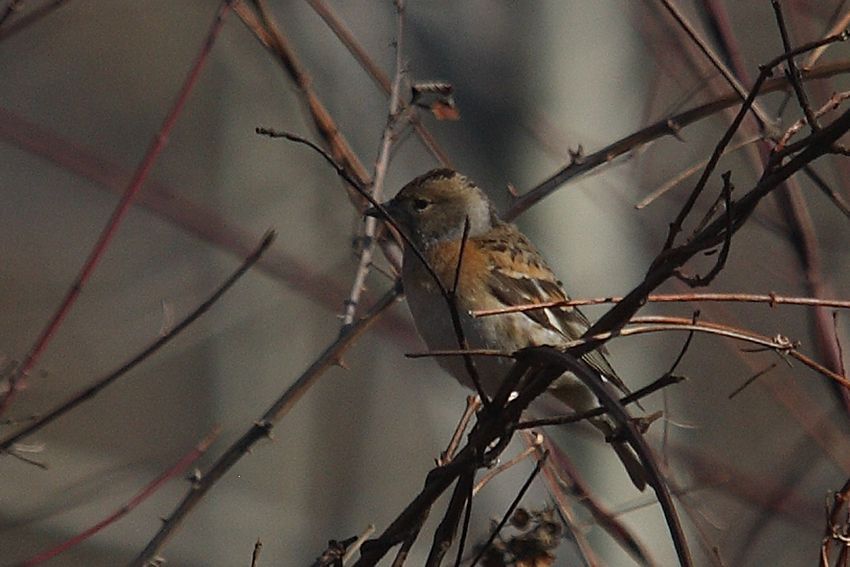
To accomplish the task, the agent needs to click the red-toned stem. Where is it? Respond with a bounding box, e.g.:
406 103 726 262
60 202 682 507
0 0 232 416
21 426 221 566
472 292 850 316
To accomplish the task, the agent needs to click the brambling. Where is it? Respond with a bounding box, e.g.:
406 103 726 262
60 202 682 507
367 168 646 490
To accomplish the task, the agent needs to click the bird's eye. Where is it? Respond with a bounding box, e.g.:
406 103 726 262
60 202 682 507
412 198 431 211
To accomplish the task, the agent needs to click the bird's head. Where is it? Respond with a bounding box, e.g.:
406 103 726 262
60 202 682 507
366 168 498 249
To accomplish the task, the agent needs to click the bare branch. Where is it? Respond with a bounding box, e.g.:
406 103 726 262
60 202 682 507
0 232 275 453
507 50 849 221
23 427 221 566
131 286 402 566
305 0 452 166
342 1 407 327
0 0 233 418
472 291 850 316
771 0 820 131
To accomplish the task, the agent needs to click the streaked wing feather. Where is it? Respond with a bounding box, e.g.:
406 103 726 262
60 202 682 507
488 269 631 395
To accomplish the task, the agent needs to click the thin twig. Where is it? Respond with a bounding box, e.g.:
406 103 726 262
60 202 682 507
438 396 481 466
525 435 605 566
420 315 850 390
0 0 70 42
658 0 773 129
0 232 275 453
0 0 233 417
256 129 444 298
517 372 683 430
776 91 850 150
472 291 850 317
802 7 850 70
506 39 849 222
534 435 653 566
674 170 734 287
22 427 221 566
305 0 451 166
835 312 847 378
469 451 548 567
251 538 263 567
659 53 770 252
342 0 406 327
727 362 779 400
343 525 377 565
453 476 474 567
624 316 850 388
636 135 759 209
236 0 371 188
803 164 850 220
447 217 489 405
471 433 541 496
771 0 820 131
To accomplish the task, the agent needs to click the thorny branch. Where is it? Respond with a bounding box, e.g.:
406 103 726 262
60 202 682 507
472 291 850 315
130 285 402 566
9 4 849 566
506 33 849 221
416 315 848 390
342 0 407 327
389 84 850 557
21 426 221 566
305 0 452 167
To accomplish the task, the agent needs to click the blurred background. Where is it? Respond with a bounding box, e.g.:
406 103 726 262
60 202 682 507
1 1 849 565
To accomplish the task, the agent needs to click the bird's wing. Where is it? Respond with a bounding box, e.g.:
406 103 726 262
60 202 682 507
479 225 630 395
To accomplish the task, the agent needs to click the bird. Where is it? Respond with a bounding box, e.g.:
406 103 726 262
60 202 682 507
366 168 646 490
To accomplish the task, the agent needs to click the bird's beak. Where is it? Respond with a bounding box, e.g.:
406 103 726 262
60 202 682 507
364 199 393 219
